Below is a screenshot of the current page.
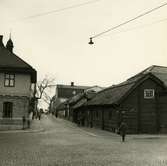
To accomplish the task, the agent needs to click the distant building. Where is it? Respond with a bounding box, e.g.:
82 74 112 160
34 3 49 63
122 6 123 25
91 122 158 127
51 82 91 117
65 86 104 122
76 65 167 134
0 35 37 130
51 82 104 118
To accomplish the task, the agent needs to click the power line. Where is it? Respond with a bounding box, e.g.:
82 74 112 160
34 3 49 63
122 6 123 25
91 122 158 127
109 17 167 37
89 1 167 43
22 0 101 20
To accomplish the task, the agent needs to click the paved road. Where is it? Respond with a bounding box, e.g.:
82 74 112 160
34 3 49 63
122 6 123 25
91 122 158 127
0 115 167 166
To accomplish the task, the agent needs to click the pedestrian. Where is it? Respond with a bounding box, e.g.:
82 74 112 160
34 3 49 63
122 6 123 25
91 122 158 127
22 116 26 130
32 111 35 120
119 121 128 142
38 112 41 120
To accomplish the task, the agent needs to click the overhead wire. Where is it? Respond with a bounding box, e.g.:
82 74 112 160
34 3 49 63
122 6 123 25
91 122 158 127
90 1 167 40
107 17 167 37
21 0 101 20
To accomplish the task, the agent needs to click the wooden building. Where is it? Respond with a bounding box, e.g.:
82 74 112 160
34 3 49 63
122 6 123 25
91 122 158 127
56 86 103 121
75 66 167 134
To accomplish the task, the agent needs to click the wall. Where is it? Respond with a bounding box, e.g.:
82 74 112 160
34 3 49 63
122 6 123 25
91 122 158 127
0 95 29 130
0 72 31 97
0 96 29 118
122 78 164 133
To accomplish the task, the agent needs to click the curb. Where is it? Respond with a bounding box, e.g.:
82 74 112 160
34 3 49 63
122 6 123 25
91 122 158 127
0 128 45 134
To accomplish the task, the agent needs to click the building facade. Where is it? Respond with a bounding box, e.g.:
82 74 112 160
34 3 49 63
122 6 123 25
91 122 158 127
51 82 91 117
0 35 37 130
74 66 167 134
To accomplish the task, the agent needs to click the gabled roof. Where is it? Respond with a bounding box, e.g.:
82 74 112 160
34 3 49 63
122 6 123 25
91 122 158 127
72 92 96 109
87 72 165 107
68 93 84 105
0 45 37 83
68 91 96 106
127 65 167 86
86 81 135 106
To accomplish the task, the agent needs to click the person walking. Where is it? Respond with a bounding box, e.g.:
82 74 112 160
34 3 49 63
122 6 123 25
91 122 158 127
119 121 128 142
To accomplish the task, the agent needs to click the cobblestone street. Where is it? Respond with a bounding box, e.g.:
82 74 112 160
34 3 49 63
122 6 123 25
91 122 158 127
1 115 167 166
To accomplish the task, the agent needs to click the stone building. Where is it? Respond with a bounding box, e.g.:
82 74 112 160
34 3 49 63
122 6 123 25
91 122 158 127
0 35 37 130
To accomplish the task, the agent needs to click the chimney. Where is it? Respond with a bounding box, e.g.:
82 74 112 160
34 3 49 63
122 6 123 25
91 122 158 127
71 82 74 86
0 35 4 47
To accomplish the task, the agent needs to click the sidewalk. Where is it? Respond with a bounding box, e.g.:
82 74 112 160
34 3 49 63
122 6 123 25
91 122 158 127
55 116 167 140
0 117 44 134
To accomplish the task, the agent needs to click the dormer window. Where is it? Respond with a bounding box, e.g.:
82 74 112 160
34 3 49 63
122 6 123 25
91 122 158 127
4 73 15 87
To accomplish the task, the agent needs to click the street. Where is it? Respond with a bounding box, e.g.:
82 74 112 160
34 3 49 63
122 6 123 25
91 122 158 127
0 115 167 166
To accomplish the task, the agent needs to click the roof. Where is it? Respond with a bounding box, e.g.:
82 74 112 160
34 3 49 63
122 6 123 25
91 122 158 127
56 84 93 99
56 101 67 111
72 92 96 109
68 93 84 105
127 65 167 86
68 86 102 106
87 67 166 106
0 45 37 83
86 81 135 106
56 84 91 90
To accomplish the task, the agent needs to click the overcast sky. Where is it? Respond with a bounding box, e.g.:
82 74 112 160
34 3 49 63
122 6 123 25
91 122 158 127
1 0 167 88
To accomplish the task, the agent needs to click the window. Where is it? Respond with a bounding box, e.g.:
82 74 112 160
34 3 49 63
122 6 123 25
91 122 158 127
4 73 15 87
144 89 155 99
3 102 13 118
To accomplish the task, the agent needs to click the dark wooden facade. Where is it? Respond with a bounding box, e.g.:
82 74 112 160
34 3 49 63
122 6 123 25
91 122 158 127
74 72 167 134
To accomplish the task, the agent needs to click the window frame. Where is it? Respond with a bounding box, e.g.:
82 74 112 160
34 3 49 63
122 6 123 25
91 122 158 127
144 89 155 99
4 73 15 87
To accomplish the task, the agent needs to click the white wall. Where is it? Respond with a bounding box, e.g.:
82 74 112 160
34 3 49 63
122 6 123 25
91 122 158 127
0 73 31 97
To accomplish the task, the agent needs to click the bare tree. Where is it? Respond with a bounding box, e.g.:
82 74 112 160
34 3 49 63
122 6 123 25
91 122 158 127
35 76 56 111
36 77 55 99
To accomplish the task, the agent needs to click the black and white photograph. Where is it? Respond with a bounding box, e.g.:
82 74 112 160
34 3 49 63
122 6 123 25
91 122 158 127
1 0 167 165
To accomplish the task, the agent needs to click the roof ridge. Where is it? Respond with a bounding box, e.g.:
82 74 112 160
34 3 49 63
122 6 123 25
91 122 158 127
151 65 167 68
127 65 157 81
95 80 135 95
97 72 158 96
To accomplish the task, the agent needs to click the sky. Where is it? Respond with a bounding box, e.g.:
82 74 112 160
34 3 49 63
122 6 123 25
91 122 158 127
1 0 167 100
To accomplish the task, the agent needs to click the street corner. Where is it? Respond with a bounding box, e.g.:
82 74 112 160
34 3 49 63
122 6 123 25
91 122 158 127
0 120 44 134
